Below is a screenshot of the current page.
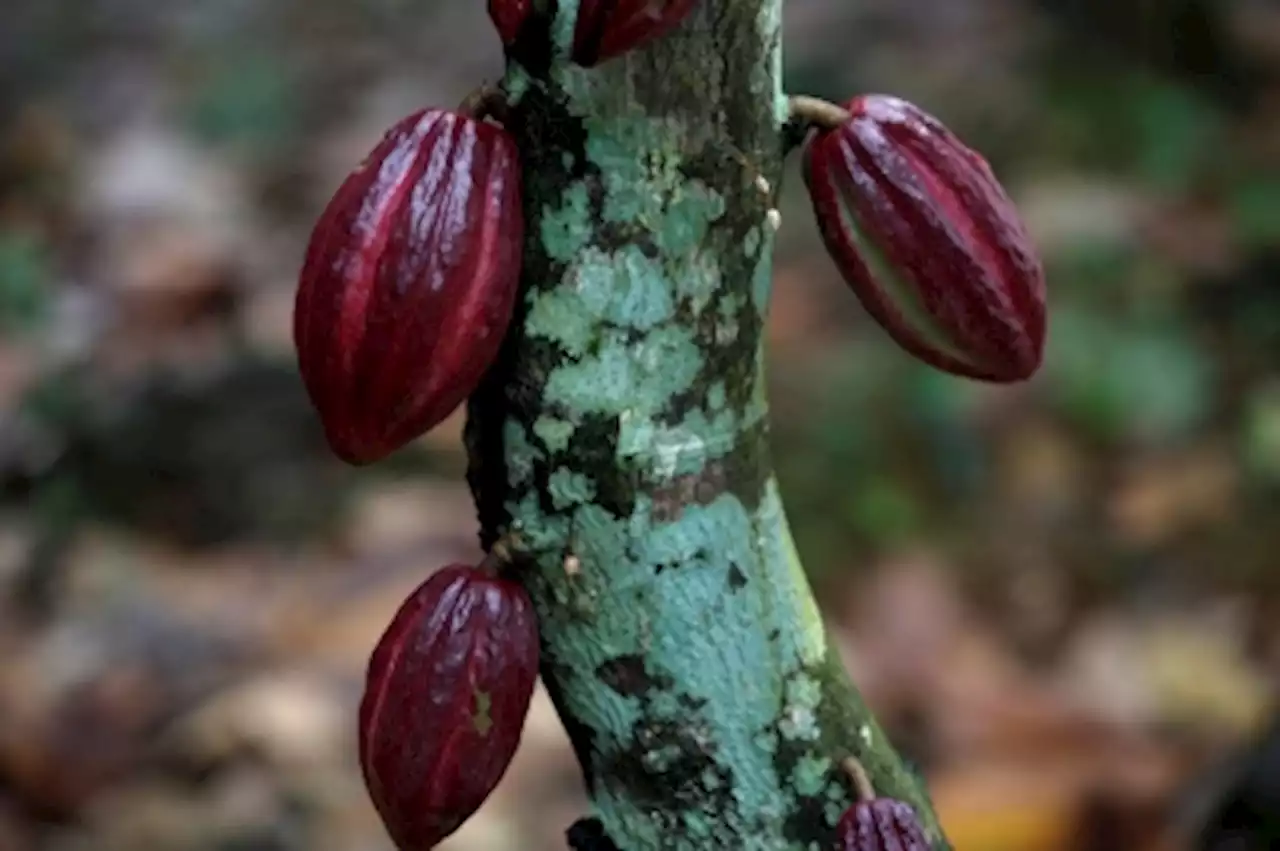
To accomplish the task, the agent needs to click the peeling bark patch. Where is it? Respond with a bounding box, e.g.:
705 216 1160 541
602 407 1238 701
598 219 660 258
649 460 727 524
661 164 767 425
600 717 734 820
534 412 635 518
598 654 674 698
592 674 736 841
646 417 769 521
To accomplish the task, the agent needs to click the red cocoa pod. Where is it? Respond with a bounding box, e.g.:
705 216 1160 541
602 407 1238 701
359 564 539 849
487 0 531 46
571 0 700 67
293 108 524 465
803 94 1046 383
836 798 930 851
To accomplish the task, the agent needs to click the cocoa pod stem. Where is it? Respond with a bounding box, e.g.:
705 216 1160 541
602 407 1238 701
458 83 511 125
842 756 878 802
477 531 527 576
788 94 854 131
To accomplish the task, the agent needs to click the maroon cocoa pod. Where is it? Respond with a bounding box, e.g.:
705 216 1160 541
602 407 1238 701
293 108 524 465
803 94 1046 383
835 798 930 851
487 0 531 47
571 0 700 67
359 563 539 850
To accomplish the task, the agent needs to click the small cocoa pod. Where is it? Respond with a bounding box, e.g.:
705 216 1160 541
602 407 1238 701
293 108 524 465
487 0 698 66
803 94 1046 383
836 798 930 851
359 563 539 849
571 0 700 67
487 0 531 47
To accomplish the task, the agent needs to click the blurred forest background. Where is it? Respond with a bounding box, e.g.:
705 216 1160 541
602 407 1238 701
1 1 1279 849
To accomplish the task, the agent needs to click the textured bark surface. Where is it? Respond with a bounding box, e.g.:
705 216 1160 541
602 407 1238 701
464 2 951 848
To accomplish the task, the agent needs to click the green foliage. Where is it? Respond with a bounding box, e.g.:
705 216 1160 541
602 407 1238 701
183 49 301 156
1229 178 1280 248
1243 386 1280 485
0 230 51 336
1039 70 1226 192
1045 307 1213 444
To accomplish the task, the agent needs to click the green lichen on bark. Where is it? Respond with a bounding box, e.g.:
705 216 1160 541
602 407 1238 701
464 2 950 848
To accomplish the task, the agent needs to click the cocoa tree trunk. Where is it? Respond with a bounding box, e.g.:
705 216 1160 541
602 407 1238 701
464 3 950 848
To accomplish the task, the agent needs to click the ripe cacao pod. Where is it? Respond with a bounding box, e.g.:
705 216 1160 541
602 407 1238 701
293 108 524 465
836 798 929 851
487 0 698 66
487 0 531 47
359 563 539 849
803 94 1046 383
572 0 699 66
487 0 697 65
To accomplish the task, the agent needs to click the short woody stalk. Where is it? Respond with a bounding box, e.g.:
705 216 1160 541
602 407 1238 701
788 95 853 130
842 755 877 802
458 83 512 125
463 2 951 848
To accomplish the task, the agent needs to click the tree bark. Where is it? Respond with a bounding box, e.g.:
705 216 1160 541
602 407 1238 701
464 2 950 848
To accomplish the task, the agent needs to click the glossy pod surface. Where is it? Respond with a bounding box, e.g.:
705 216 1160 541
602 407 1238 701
486 0 699 67
359 564 539 849
487 0 530 47
804 94 1046 383
572 0 701 66
294 108 524 464
835 798 930 851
